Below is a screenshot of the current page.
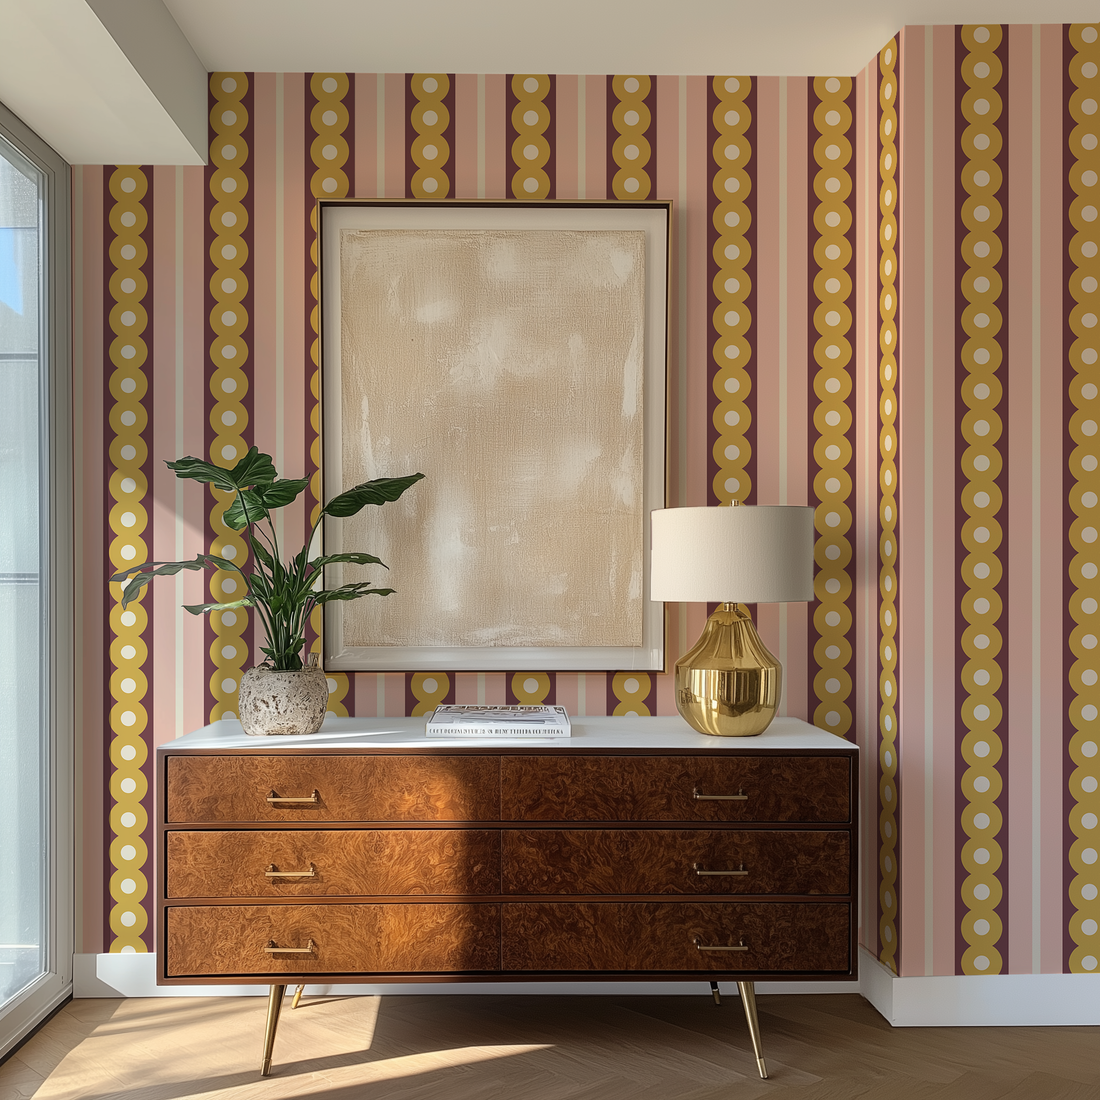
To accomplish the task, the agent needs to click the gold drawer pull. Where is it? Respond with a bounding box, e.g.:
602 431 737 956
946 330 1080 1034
694 938 749 953
266 789 320 805
694 862 748 877
265 863 316 878
264 938 315 955
694 787 747 801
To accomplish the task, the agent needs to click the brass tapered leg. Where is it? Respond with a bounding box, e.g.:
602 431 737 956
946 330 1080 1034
291 984 305 1009
736 980 767 1079
260 984 286 1076
709 981 722 1006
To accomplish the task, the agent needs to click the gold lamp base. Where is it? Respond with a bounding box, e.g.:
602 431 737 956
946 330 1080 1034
674 603 781 737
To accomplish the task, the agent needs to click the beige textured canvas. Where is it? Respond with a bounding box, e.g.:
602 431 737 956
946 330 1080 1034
336 228 646 649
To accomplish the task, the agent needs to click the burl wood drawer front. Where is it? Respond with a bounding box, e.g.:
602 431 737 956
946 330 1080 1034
167 830 500 898
500 756 850 822
501 830 850 896
165 903 500 977
166 755 500 823
502 902 849 973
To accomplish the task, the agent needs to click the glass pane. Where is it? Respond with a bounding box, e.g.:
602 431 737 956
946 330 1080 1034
0 140 44 1007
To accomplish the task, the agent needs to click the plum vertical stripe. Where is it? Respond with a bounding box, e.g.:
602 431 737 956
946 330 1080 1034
878 38 902 973
1065 23 1100 976
955 26 1009 976
709 76 756 507
205 73 254 722
305 73 354 712
808 76 858 740
104 164 154 952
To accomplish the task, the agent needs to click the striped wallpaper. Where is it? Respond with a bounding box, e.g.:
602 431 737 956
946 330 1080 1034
75 28 1099 981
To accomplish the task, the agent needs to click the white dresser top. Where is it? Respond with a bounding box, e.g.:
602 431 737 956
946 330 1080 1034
160 714 855 753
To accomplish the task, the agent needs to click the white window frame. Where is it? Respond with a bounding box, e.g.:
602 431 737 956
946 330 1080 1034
0 99 74 1060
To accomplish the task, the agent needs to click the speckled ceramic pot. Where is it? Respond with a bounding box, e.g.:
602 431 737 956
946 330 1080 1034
237 665 329 736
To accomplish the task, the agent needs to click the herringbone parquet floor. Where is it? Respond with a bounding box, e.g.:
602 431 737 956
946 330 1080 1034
2 993 1097 1100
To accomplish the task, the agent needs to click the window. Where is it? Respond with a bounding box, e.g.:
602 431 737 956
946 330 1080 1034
0 101 73 1059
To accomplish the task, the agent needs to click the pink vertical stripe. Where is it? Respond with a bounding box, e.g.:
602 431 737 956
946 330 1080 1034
482 74 508 200
452 74 480 200
355 73 378 197
655 76 680 202
150 165 179 749
383 73 406 198
555 75 580 199
179 166 209 741
584 76 607 202
280 74 308 555
251 74 280 467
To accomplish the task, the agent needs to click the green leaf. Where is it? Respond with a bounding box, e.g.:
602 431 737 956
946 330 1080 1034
249 536 274 569
309 552 388 571
322 473 424 518
312 583 396 606
222 477 312 530
168 446 277 493
182 598 253 615
222 489 271 530
109 553 233 609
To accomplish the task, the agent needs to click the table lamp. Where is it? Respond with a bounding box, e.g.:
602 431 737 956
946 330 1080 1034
650 504 815 736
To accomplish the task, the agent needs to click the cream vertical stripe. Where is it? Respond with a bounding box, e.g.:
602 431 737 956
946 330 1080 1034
1066 22 1100 976
105 165 152 952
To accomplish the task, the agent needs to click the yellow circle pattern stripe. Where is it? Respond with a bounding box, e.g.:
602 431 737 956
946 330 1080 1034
207 73 251 722
510 75 552 198
957 26 1006 977
711 76 753 506
411 673 450 717
511 672 552 704
410 75 451 199
877 40 901 975
610 76 652 200
307 73 352 715
105 165 151 953
810 77 855 740
611 671 652 716
1066 23 1100 976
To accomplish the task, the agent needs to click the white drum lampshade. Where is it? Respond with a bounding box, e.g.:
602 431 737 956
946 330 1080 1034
650 505 815 736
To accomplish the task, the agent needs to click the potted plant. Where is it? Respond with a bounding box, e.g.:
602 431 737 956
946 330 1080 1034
110 447 423 735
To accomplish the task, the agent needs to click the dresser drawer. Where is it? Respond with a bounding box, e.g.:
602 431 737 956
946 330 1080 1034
167 830 500 898
166 755 500 823
500 756 851 823
502 830 850 896
501 902 850 973
165 903 501 977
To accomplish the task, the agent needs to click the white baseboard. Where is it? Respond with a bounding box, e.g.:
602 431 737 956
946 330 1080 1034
73 953 859 999
858 946 1100 1026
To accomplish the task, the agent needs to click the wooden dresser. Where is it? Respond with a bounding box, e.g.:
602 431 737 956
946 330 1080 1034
156 715 858 1078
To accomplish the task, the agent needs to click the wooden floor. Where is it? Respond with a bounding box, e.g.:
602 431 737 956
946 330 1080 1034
2 992 1098 1100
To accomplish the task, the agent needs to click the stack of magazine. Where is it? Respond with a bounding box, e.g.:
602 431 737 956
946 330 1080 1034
425 704 572 738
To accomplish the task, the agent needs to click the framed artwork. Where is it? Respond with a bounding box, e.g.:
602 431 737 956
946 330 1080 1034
318 198 669 672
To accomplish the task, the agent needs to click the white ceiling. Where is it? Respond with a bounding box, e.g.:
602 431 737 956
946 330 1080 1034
0 0 1096 165
163 0 1098 77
